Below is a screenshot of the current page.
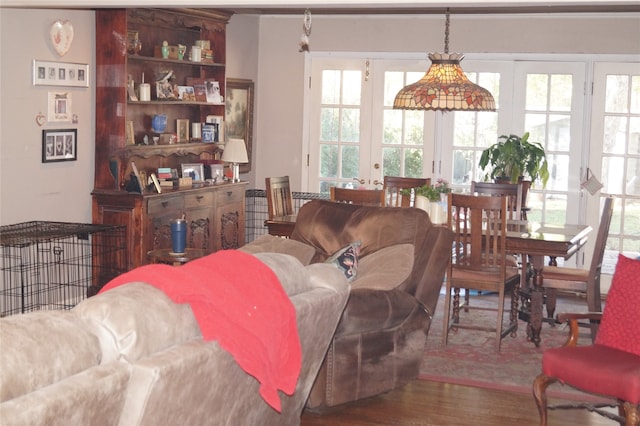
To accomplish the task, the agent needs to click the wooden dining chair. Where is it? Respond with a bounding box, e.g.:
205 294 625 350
468 181 526 308
444 193 522 352
383 176 431 207
330 186 386 206
266 176 294 218
542 196 615 341
471 181 523 221
265 176 295 237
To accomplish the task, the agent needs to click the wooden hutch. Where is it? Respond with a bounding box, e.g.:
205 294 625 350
92 8 246 269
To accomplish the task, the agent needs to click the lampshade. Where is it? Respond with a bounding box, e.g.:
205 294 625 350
221 138 248 183
221 138 248 163
393 11 495 112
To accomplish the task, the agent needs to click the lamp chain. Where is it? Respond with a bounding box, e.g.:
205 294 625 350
444 9 450 53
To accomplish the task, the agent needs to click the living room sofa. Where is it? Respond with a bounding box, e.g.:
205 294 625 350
244 200 454 410
0 252 350 426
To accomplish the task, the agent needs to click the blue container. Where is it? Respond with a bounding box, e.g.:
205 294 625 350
151 114 167 133
170 219 187 254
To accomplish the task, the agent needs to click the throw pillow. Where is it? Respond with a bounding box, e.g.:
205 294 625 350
325 241 361 282
595 253 640 355
351 243 414 290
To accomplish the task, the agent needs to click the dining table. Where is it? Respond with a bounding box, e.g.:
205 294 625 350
505 220 592 347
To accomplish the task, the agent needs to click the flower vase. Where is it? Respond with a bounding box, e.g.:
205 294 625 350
414 195 446 224
415 195 430 212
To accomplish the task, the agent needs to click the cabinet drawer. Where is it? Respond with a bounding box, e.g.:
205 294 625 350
215 187 244 204
184 192 214 209
147 196 184 215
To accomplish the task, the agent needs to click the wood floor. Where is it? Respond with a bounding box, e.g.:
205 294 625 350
301 379 614 426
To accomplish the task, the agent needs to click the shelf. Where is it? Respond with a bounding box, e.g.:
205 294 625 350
128 100 225 106
128 55 225 68
123 142 223 159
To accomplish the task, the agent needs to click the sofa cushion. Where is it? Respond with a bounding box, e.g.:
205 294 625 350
351 243 414 290
240 234 315 265
73 282 201 364
0 310 101 402
326 241 361 282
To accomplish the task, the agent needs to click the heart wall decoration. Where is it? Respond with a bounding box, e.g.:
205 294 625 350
50 19 74 57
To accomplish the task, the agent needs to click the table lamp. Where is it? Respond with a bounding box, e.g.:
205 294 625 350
221 138 248 182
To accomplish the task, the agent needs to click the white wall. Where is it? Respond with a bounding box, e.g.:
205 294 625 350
253 13 640 192
0 9 95 225
1 11 639 225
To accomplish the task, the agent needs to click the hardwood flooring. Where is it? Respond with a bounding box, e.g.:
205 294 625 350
300 379 614 426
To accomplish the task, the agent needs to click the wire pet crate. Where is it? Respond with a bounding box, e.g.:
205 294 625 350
0 221 127 317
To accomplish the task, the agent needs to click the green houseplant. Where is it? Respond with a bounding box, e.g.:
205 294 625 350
478 132 550 188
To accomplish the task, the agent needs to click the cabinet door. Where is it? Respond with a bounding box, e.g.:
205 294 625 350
184 191 214 252
212 186 245 251
147 196 184 251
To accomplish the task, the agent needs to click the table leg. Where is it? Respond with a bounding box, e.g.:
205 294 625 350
528 255 545 347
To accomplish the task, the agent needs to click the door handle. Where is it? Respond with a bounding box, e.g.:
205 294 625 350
353 177 365 185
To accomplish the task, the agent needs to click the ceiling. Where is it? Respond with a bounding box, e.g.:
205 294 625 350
2 0 640 13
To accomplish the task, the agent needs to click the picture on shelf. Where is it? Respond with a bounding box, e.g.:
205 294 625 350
193 83 207 102
205 81 222 104
181 163 205 182
177 86 196 101
176 119 189 142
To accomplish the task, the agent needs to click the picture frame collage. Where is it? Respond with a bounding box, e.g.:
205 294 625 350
42 129 77 163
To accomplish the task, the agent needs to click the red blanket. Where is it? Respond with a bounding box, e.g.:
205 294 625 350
99 250 301 412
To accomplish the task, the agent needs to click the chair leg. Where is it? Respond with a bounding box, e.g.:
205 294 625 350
621 401 640 426
509 284 519 337
443 285 452 347
452 288 461 326
533 374 558 426
496 290 505 352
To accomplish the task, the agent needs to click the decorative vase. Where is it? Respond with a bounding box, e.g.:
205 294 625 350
161 40 170 59
151 114 167 133
415 195 446 224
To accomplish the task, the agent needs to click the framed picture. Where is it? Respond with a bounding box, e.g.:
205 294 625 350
48 91 72 122
181 163 205 182
130 161 145 193
33 60 89 88
225 78 254 173
42 129 77 163
150 173 162 194
126 120 135 145
176 119 189 142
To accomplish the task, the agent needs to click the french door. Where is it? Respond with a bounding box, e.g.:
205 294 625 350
307 56 434 193
589 62 640 276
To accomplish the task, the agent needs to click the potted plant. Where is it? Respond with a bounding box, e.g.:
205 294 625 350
478 132 550 188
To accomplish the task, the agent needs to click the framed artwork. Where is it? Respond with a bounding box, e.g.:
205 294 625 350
33 60 89 88
48 91 72 122
181 163 204 182
176 119 190 142
225 78 254 173
126 120 135 145
42 129 77 163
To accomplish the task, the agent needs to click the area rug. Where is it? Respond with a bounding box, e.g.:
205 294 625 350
419 291 610 402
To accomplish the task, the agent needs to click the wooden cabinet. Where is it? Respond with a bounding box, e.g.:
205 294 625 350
93 182 246 269
94 8 232 190
92 8 242 269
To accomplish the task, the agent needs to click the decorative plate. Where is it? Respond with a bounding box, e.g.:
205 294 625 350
50 19 74 57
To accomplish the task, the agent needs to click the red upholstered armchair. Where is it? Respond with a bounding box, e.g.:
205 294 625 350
533 253 640 426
